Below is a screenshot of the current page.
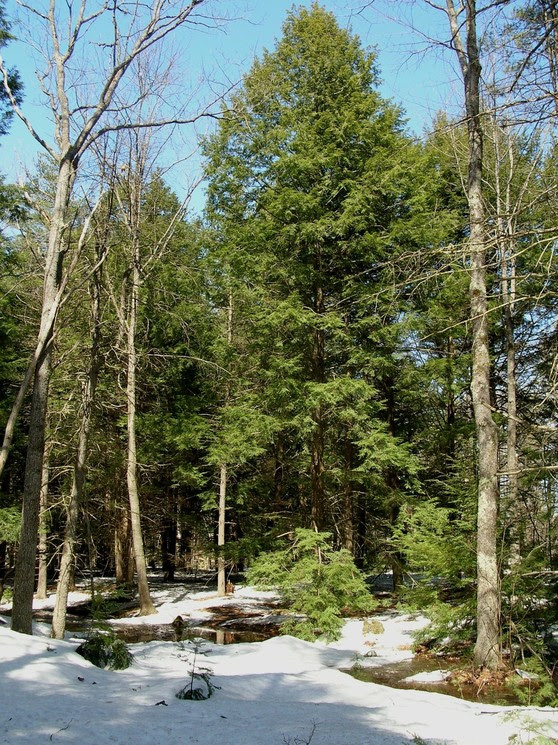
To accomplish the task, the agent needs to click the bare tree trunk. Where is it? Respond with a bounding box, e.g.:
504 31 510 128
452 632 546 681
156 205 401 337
36 442 51 599
353 495 367 569
273 439 285 511
504 264 519 563
51 254 103 639
493 124 520 565
126 254 155 615
0 346 48 480
311 253 326 532
161 511 177 582
0 541 7 603
217 291 233 597
115 505 135 585
310 417 325 531
442 0 500 668
542 0 558 112
342 436 355 553
12 158 75 634
217 462 227 597
445 0 501 669
11 351 52 633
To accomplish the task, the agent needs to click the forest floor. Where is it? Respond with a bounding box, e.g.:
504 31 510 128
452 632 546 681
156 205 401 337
1 581 558 745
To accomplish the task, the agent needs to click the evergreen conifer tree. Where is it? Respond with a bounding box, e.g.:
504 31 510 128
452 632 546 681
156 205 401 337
204 4 452 557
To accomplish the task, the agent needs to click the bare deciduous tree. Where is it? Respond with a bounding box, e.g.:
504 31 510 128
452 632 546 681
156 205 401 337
444 0 501 670
0 0 221 635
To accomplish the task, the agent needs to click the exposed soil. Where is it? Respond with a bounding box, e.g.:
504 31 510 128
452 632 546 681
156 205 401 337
345 655 527 706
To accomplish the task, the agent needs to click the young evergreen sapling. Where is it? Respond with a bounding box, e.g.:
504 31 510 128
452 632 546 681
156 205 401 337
248 528 375 641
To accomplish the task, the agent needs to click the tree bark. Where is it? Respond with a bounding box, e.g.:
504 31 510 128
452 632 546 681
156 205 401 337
354 494 367 570
0 541 6 603
342 436 355 553
273 438 285 512
217 462 227 596
126 253 156 616
310 252 326 531
161 489 178 582
493 123 520 565
36 442 51 600
51 254 103 639
12 158 75 634
115 505 135 585
11 348 52 633
445 0 501 668
217 290 233 597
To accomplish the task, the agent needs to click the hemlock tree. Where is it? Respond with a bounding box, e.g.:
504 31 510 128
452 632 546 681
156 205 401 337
204 4 449 547
0 1 21 136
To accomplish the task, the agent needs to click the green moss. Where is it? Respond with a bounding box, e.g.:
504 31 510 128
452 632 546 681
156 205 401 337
363 619 384 635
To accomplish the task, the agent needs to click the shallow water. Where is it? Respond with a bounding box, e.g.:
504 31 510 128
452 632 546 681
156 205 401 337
61 592 281 645
112 623 271 645
345 657 522 706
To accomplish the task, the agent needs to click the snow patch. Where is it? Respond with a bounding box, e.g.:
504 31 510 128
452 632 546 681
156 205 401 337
1 587 558 745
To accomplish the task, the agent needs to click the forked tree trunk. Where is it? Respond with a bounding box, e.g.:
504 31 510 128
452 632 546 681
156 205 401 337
11 157 76 634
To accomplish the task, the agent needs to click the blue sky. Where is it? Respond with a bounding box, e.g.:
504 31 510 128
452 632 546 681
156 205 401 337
1 0 462 206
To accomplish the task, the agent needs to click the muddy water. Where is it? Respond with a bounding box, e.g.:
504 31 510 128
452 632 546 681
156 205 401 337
345 657 522 706
60 600 282 646
112 623 271 645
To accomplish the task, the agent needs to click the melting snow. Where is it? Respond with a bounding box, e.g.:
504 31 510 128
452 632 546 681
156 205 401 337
1 585 557 745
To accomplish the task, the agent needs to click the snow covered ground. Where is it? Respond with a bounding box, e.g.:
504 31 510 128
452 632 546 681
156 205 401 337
1 586 558 745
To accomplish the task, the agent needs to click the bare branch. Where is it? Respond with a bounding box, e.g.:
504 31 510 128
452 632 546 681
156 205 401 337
0 54 57 158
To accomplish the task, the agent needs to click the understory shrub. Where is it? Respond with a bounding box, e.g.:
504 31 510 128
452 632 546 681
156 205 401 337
76 631 134 670
247 528 375 641
393 497 478 655
394 499 558 703
0 506 21 543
